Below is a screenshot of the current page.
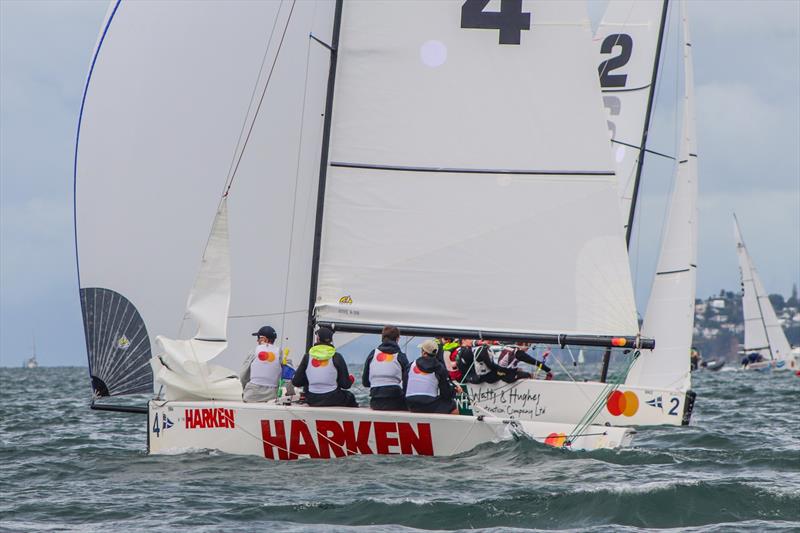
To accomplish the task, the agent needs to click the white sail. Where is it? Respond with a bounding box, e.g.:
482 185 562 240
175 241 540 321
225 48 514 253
314 0 639 339
595 0 666 234
734 216 794 364
626 0 696 392
75 1 336 387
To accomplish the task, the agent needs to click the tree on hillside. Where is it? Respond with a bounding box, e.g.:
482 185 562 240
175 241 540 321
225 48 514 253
769 293 786 311
788 284 799 308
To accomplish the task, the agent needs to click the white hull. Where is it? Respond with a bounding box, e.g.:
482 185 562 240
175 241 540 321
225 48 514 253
148 400 635 460
462 379 694 427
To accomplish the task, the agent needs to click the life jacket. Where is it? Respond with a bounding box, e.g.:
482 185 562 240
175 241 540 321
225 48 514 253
473 345 492 376
249 344 282 388
497 347 519 369
306 344 338 394
369 348 402 388
405 361 439 398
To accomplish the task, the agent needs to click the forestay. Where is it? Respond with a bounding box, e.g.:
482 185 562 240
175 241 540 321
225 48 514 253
595 0 667 236
315 0 639 339
75 1 335 387
626 1 696 392
734 216 793 363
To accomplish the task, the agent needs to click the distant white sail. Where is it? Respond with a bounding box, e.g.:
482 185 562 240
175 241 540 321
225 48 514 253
627 0 696 392
595 0 667 235
315 1 639 339
75 1 336 390
734 216 794 364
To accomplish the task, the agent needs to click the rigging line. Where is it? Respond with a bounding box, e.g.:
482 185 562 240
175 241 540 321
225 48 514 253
220 1 285 199
229 309 307 319
611 139 676 160
279 26 314 355
224 0 298 198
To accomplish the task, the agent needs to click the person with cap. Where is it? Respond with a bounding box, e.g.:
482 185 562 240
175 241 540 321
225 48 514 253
239 325 283 403
363 325 410 411
404 339 462 414
292 326 357 407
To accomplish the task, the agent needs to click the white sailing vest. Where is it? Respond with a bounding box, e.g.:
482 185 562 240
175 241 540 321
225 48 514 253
497 347 519 369
473 346 491 376
405 361 439 398
306 356 338 394
249 344 281 388
369 349 402 387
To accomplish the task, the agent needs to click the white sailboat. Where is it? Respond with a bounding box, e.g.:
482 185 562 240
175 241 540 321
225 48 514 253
468 0 700 427
76 0 653 459
24 335 39 369
734 215 799 371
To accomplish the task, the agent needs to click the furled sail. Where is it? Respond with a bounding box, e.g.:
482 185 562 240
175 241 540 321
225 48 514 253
595 0 668 238
151 199 242 401
626 0 696 392
313 1 641 342
75 0 335 388
734 216 793 364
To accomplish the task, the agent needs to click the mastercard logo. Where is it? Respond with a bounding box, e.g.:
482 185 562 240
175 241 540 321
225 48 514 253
376 352 394 362
258 351 276 362
544 432 567 448
606 390 639 417
412 365 430 374
311 359 330 368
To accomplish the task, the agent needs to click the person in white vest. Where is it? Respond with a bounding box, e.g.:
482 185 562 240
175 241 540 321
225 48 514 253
404 339 462 414
239 325 283 403
362 325 410 411
292 327 357 407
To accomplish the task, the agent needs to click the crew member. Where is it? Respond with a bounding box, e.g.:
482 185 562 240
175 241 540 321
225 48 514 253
292 327 357 407
239 325 282 402
496 343 553 381
404 339 462 414
363 325 410 410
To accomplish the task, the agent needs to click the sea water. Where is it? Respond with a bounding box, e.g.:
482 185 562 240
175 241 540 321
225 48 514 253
1 366 798 532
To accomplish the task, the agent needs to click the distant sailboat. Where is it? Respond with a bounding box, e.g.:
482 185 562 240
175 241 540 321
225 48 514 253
24 335 38 369
734 215 799 371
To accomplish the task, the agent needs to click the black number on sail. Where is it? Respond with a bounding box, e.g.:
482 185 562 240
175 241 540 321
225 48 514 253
460 0 531 45
598 34 633 88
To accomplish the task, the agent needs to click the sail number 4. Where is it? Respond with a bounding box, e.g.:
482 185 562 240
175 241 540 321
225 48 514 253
461 0 531 45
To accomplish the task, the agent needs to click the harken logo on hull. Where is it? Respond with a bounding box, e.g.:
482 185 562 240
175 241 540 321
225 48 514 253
261 419 433 460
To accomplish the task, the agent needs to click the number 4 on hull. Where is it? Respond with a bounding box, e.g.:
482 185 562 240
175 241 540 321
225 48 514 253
461 0 531 45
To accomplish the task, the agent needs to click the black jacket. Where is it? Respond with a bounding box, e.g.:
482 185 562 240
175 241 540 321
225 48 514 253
291 343 352 392
362 340 411 396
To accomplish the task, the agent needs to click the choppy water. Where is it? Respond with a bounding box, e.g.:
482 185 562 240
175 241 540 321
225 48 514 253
1 367 798 532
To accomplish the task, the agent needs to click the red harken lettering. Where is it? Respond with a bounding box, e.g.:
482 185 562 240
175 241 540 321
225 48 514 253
185 408 235 429
260 419 434 460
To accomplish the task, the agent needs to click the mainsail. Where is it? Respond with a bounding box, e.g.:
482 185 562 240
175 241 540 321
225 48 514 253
595 0 669 240
312 1 644 346
75 1 335 395
626 0 697 392
734 215 793 364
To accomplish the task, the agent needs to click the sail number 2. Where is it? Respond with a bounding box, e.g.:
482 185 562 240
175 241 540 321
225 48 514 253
460 0 531 45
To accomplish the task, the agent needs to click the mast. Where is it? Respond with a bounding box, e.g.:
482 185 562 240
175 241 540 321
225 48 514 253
306 0 344 349
601 0 671 383
625 0 670 246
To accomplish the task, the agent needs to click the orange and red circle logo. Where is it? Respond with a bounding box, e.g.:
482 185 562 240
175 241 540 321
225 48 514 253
606 390 639 417
258 351 276 362
544 432 567 447
376 352 394 362
311 358 329 368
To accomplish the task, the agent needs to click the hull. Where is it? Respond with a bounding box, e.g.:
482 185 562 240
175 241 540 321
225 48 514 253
148 400 635 460
461 379 695 427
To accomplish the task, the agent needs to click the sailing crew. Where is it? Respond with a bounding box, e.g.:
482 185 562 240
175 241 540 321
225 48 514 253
292 327 358 407
404 339 462 414
496 343 553 381
239 325 283 403
437 337 462 380
362 325 410 411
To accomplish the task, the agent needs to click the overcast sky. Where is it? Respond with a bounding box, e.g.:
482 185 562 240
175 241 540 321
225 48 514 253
1 0 798 366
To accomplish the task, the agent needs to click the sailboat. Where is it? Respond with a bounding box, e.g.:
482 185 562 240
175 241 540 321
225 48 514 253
75 0 655 459
467 0 699 427
733 216 799 371
24 336 39 369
